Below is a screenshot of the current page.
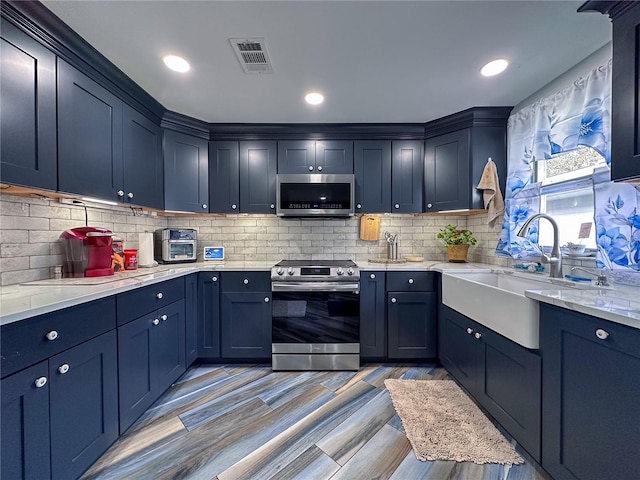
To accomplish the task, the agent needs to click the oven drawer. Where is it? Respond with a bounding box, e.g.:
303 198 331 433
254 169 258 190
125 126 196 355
386 271 436 292
221 271 271 292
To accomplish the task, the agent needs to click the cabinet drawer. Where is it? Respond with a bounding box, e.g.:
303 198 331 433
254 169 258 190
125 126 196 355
1 297 116 378
221 271 271 292
386 271 436 291
117 277 184 326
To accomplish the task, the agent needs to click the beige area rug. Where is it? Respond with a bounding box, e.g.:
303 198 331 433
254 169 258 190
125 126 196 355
384 379 524 465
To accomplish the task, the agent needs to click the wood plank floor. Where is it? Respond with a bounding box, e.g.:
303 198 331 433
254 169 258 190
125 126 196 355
81 364 549 480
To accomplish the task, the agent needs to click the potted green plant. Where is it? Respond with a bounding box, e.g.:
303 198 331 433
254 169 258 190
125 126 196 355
437 224 477 262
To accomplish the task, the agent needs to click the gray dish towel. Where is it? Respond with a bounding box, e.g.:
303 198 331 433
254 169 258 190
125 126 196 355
476 158 505 227
272 300 307 317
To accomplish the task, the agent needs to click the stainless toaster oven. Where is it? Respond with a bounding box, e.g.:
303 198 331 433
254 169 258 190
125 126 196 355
154 228 197 263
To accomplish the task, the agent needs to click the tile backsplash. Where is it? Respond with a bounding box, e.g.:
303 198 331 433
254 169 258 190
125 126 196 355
3 192 609 287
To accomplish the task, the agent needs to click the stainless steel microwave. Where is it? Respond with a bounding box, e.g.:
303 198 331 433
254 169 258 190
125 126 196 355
276 174 355 217
154 228 197 263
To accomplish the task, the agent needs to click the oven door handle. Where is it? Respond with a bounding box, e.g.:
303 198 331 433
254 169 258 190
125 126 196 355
272 282 360 293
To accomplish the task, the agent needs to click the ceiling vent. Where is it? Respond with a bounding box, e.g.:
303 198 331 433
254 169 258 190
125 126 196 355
229 38 274 74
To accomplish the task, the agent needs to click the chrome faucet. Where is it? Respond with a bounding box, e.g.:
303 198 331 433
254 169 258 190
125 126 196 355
571 266 610 286
516 213 563 278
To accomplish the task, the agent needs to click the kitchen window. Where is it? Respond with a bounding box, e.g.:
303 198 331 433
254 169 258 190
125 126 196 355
534 146 607 249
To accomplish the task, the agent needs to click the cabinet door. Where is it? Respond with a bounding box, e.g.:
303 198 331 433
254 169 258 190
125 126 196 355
391 140 423 213
198 273 221 359
611 3 640 181
424 129 470 212
438 305 480 395
316 140 354 174
0 19 57 190
1 361 51 480
220 292 272 358
58 59 123 201
209 141 240 213
387 292 437 359
117 314 155 433
541 304 640 480
185 274 198 366
277 140 316 173
240 141 277 213
49 331 118 480
155 300 186 393
359 271 386 358
479 327 541 462
123 104 163 209
164 130 209 213
354 141 392 213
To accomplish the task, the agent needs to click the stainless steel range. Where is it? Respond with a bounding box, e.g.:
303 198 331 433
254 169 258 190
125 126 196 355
271 260 360 371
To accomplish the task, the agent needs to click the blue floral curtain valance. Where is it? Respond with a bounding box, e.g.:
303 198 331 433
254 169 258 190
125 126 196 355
496 62 612 258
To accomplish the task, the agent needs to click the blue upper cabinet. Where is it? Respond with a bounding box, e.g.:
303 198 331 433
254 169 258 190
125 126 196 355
209 141 240 214
122 105 163 209
240 141 277 214
354 140 392 213
391 140 423 213
278 140 353 174
164 130 209 213
0 19 57 191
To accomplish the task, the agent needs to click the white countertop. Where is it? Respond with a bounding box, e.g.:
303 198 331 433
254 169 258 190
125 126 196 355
1 259 638 330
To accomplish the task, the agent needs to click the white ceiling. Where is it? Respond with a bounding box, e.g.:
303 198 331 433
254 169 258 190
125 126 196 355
40 0 612 124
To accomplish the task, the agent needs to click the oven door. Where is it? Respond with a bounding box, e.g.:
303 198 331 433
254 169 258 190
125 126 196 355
271 282 360 370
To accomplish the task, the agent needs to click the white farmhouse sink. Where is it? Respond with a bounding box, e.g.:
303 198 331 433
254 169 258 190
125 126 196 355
441 271 593 349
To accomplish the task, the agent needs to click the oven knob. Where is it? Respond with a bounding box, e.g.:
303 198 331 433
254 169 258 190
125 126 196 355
337 267 344 276
287 267 295 275
276 267 284 276
347 268 354 276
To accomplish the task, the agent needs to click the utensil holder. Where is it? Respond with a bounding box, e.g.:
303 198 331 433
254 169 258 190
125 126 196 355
388 243 398 260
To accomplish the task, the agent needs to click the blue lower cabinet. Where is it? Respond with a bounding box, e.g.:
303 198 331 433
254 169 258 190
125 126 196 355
49 331 118 480
439 304 541 462
541 304 640 480
220 291 272 359
117 300 186 433
197 273 221 359
387 291 437 359
359 271 386 358
1 361 51 480
185 274 198 366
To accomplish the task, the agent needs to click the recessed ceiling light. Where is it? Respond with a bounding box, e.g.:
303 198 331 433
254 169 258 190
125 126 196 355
305 92 324 105
163 55 190 73
480 58 509 77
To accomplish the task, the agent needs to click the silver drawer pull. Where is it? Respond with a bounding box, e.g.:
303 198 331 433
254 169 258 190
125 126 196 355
243 279 249 285
408 278 414 284
231 204 237 210
264 297 270 303
152 318 160 326
394 203 400 209
34 377 47 388
595 329 609 340
58 364 70 375
156 292 163 299
161 314 168 321
212 276 218 282
317 166 323 172
474 332 482 340
370 273 376 279
46 330 58 341
391 297 397 303
466 328 474 335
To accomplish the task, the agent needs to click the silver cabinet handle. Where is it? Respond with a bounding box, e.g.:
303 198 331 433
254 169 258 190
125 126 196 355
394 203 400 209
466 328 474 335
34 377 47 388
317 166 323 172
127 192 134 199
117 190 125 197
474 332 482 340
595 329 609 340
161 314 168 321
212 276 218 282
391 297 397 303
356 203 362 209
231 204 237 210
202 203 207 209
156 292 163 299
243 279 249 285
308 166 314 171
270 204 275 209
370 273 376 279
264 297 270 303
152 318 160 326
408 278 414 284
427 203 433 209
46 330 58 341
58 364 70 374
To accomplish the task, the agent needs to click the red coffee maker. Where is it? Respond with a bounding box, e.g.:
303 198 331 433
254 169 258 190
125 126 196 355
60 227 115 278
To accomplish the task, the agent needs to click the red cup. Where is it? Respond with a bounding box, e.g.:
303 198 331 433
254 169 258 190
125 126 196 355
123 249 138 270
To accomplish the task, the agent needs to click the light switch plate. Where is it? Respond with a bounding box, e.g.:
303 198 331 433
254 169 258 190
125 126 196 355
204 246 224 261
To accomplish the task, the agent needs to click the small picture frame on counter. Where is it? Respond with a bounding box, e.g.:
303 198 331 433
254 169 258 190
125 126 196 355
204 246 224 261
